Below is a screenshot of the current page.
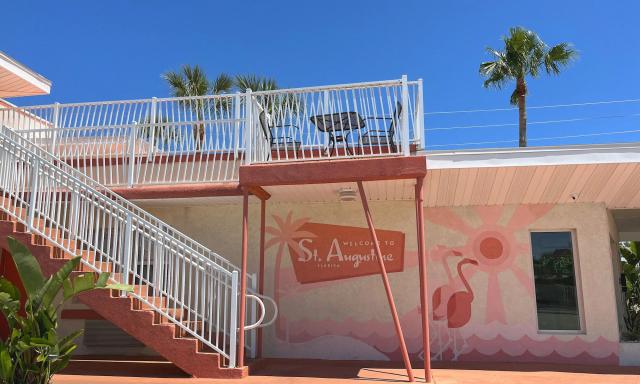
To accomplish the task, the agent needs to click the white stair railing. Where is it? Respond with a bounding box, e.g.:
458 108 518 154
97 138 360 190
0 126 272 367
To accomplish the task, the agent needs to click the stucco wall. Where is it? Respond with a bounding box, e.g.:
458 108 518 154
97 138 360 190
139 200 620 365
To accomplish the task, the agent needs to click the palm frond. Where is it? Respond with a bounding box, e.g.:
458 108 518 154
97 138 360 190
211 73 234 95
545 42 578 74
234 74 279 92
162 71 189 98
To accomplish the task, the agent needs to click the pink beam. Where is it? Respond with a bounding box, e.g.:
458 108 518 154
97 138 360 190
356 180 415 382
257 197 266 358
415 177 432 382
238 188 249 367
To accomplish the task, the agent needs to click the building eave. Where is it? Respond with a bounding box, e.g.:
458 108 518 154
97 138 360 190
420 142 640 169
0 51 51 98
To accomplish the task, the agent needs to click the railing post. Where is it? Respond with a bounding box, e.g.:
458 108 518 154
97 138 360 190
127 122 137 187
401 75 410 156
229 270 239 368
234 93 241 157
27 158 40 232
50 102 60 155
69 188 80 242
243 89 253 165
249 273 258 359
416 78 424 150
121 212 133 297
322 91 330 155
148 97 157 161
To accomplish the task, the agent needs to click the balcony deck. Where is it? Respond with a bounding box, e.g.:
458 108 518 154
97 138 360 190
0 77 423 190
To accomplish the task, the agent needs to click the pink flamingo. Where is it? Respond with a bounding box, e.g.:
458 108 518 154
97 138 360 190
432 250 463 321
446 258 478 328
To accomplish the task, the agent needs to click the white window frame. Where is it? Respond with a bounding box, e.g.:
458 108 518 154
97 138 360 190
528 229 586 335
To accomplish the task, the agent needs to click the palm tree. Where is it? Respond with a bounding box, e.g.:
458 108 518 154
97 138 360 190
162 65 234 149
163 67 283 149
479 27 577 147
234 74 278 93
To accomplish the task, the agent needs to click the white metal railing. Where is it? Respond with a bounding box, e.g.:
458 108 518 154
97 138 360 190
0 78 423 187
246 77 423 163
0 126 273 367
1 95 246 187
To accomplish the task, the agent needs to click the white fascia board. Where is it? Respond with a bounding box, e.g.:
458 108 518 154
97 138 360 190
421 142 640 169
0 51 51 95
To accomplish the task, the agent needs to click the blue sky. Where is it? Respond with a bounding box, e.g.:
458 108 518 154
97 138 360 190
4 0 640 149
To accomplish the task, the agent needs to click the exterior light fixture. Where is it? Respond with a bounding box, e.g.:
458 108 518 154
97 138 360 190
337 187 358 202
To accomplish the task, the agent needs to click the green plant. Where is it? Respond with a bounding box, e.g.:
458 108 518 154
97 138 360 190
163 66 284 148
0 237 131 384
620 241 640 340
479 27 578 147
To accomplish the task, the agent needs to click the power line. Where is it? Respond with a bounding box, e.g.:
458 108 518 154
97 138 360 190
424 98 640 116
427 127 640 148
426 112 640 132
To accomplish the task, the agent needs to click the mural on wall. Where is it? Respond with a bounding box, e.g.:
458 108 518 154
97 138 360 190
265 211 416 360
266 206 619 364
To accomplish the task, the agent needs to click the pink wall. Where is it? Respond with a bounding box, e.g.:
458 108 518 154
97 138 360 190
263 203 619 364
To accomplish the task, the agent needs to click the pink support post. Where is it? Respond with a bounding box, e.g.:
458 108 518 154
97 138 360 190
356 180 415 382
238 188 249 367
415 177 432 382
257 197 266 358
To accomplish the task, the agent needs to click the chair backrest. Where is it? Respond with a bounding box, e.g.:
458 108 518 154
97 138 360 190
388 101 402 137
258 110 272 142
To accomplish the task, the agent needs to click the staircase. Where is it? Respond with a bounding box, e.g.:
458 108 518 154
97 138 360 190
0 126 273 378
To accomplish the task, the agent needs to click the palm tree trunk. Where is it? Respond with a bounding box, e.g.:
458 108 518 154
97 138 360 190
517 78 527 147
194 110 205 151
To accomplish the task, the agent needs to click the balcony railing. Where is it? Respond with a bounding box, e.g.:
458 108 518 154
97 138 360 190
0 77 423 187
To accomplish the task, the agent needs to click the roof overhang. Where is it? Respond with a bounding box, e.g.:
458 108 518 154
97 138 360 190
0 51 51 98
420 143 640 209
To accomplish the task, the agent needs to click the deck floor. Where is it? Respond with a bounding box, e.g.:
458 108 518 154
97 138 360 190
53 358 640 384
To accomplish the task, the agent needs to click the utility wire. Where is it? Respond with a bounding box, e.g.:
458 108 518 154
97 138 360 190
427 128 640 148
426 112 640 132
424 98 640 115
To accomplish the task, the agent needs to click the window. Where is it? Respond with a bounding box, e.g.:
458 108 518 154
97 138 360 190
530 231 581 331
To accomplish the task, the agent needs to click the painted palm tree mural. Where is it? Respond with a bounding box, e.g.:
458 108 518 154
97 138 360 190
265 212 315 336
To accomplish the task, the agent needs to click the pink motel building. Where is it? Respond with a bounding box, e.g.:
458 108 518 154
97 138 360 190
0 50 639 380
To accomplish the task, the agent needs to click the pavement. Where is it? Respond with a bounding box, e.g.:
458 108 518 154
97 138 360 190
53 359 640 384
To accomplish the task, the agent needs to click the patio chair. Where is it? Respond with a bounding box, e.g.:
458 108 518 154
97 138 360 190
258 107 301 160
360 101 402 153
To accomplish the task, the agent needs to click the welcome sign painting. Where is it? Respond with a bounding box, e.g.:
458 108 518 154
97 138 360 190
286 222 405 284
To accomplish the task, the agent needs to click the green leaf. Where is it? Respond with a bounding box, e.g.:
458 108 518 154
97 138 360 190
58 330 83 351
104 283 134 293
7 236 45 298
0 277 20 302
95 272 110 288
0 347 13 381
38 257 81 309
63 273 95 300
28 337 55 348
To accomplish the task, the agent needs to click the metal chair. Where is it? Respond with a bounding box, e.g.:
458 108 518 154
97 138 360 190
257 106 301 160
360 101 402 153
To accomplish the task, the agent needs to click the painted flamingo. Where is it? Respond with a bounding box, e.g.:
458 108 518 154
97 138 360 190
432 250 463 321
432 255 478 361
446 258 478 328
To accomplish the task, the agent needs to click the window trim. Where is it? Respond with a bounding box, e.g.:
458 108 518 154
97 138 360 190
528 229 586 335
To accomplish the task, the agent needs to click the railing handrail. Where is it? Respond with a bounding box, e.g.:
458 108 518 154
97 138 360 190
0 125 266 366
0 126 246 277
2 78 418 110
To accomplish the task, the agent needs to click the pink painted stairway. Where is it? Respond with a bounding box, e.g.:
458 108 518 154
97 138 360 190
0 212 248 379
